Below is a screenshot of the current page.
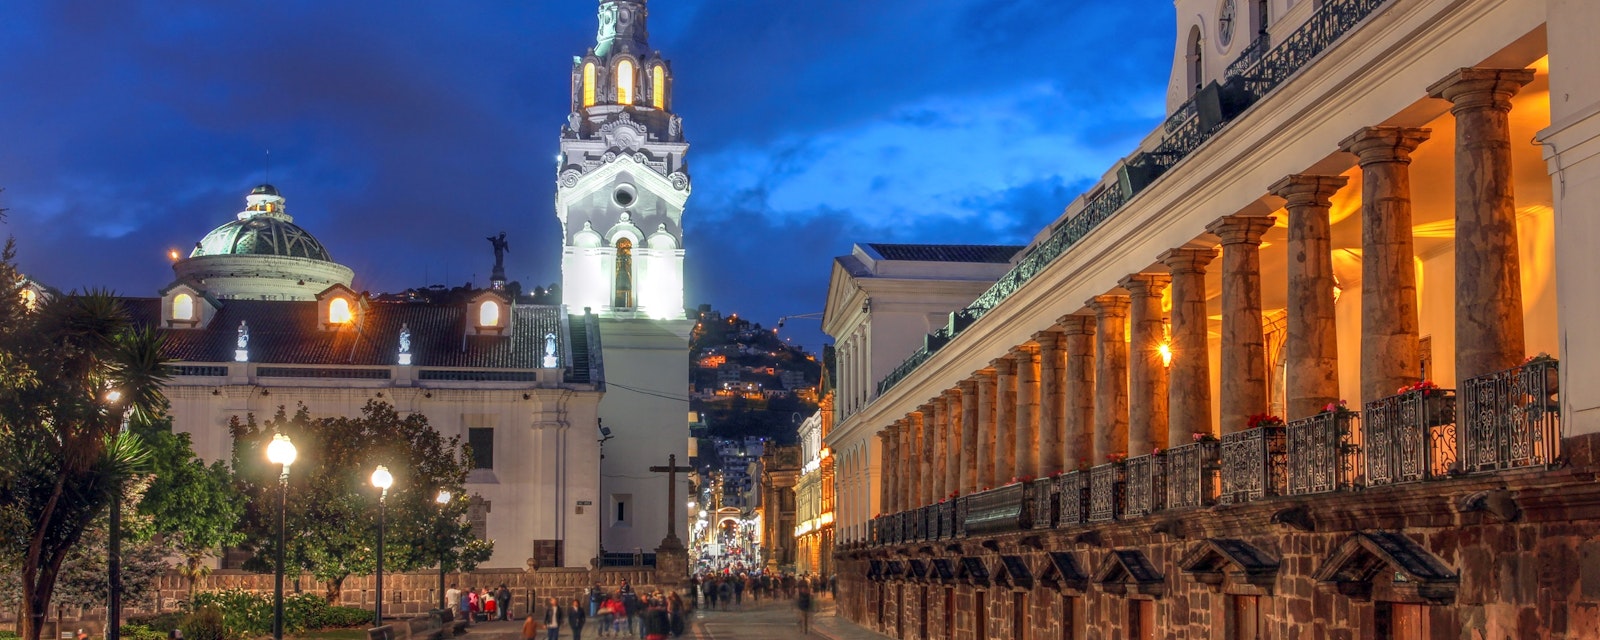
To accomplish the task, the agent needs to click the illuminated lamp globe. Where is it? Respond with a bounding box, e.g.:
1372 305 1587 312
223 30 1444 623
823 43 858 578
435 490 452 505
105 389 123 404
266 433 298 467
371 465 394 491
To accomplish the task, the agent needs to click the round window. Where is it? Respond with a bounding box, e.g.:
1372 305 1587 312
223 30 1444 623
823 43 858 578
613 185 637 207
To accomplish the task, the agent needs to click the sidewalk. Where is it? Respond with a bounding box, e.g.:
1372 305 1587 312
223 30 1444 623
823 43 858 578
810 601 888 640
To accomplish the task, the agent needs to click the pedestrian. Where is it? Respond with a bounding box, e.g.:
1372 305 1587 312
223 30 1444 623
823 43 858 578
596 594 615 637
485 590 498 621
460 588 475 625
732 577 744 606
541 597 565 640
445 584 463 619
665 593 685 638
521 608 540 640
567 598 587 639
499 585 514 621
608 596 627 637
796 585 814 635
469 588 482 622
640 602 671 640
625 591 643 637
588 583 605 619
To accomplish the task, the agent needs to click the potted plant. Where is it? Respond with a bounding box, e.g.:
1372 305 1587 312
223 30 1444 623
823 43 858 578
1192 432 1219 444
1525 353 1558 395
1400 380 1453 427
1245 413 1285 430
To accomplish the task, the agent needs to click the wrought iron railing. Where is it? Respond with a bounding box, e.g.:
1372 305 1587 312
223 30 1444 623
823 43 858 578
1459 358 1561 474
1165 95 1198 133
1057 471 1089 527
1124 454 1166 517
1365 388 1457 485
1165 440 1220 509
1224 35 1271 80
1088 463 1126 523
1231 0 1390 101
935 500 954 540
954 496 969 538
1032 477 1059 530
1287 411 1362 496
1221 426 1288 504
962 484 1032 536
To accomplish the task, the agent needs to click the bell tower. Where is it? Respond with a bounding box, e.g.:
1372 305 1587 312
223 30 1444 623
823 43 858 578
558 0 688 320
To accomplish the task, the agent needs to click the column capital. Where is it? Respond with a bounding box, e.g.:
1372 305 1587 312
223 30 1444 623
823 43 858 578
1118 273 1172 298
1011 343 1040 358
942 387 962 401
1206 215 1276 246
1032 329 1063 351
974 366 997 380
991 356 1016 374
1428 67 1536 112
958 378 980 393
1086 294 1131 317
1339 126 1431 166
1159 246 1218 273
1056 313 1097 335
1269 174 1350 207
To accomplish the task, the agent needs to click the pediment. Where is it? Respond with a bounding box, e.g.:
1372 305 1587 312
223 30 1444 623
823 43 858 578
1092 549 1165 597
867 560 885 582
1178 538 1280 593
994 555 1034 590
907 559 929 582
929 558 957 584
883 560 906 581
957 556 991 586
1040 551 1089 593
1312 531 1457 604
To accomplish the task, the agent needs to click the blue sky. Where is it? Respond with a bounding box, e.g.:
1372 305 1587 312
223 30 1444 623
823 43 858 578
0 0 1175 353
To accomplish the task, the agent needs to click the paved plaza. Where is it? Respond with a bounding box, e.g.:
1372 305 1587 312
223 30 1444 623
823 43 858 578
453 598 886 640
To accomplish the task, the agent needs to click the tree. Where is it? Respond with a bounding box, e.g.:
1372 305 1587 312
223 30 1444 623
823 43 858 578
132 418 244 597
229 401 492 603
0 239 170 640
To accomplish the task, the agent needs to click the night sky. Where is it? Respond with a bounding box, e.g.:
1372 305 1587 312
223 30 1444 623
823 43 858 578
0 0 1175 353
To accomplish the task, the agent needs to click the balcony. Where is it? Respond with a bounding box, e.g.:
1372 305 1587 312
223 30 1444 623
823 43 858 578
1032 477 1059 530
1286 410 1362 496
1058 471 1089 527
963 483 1034 537
1124 453 1167 518
1088 463 1126 523
1165 440 1220 509
1364 388 1457 486
1460 358 1561 473
1220 426 1287 504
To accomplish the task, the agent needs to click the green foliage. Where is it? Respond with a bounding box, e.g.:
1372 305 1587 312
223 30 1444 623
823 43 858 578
127 612 186 633
186 590 371 636
180 606 228 640
229 401 492 601
120 624 166 640
132 416 244 593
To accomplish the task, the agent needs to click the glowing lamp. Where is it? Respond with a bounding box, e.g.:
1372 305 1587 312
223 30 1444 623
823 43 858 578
105 389 123 404
371 465 394 492
1158 343 1173 368
435 490 452 505
266 433 297 467
168 249 180 262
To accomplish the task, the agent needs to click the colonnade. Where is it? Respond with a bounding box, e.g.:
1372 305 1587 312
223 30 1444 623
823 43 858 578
873 67 1537 515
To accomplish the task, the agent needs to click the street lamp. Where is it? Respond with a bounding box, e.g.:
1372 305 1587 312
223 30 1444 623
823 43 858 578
105 390 127 640
265 434 298 640
434 490 451 611
370 465 394 627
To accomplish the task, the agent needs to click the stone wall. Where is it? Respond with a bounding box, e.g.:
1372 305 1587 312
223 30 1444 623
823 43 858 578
834 434 1600 639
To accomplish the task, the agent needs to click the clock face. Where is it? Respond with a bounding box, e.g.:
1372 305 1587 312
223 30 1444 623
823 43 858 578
1218 0 1237 48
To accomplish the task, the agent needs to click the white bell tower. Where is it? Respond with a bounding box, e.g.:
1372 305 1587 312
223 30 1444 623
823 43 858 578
557 0 688 320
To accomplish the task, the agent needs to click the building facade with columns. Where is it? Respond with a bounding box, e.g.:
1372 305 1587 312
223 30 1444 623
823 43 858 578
828 0 1600 637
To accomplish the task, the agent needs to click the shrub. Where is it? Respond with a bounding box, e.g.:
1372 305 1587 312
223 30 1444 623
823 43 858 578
121 624 166 640
1 631 22 640
181 607 228 640
186 589 370 635
314 606 375 629
128 612 186 633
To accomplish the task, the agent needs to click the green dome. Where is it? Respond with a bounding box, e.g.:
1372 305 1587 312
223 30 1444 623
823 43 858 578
191 216 334 262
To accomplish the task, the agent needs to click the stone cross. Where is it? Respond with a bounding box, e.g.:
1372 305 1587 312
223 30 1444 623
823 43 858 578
648 454 694 545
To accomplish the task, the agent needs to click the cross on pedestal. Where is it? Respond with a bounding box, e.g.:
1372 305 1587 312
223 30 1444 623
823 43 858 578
649 454 694 548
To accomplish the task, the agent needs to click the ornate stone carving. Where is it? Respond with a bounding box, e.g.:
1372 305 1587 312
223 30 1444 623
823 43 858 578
600 113 648 151
559 169 583 188
669 171 690 191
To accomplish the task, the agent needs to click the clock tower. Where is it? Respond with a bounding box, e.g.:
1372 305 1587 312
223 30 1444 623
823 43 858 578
557 0 688 320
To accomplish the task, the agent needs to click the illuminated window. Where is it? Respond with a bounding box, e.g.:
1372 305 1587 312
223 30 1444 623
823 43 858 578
582 62 596 107
613 238 635 309
172 293 195 321
328 297 352 324
479 300 501 327
20 288 37 311
652 66 666 109
616 59 634 105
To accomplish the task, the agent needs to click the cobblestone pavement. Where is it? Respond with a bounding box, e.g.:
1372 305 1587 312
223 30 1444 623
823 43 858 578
690 598 887 640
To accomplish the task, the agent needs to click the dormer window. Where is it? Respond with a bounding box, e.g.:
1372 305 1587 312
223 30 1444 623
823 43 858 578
172 293 195 321
328 297 353 324
479 300 501 327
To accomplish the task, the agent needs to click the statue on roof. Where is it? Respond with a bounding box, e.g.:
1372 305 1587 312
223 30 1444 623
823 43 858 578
399 323 411 355
237 321 250 350
487 232 509 270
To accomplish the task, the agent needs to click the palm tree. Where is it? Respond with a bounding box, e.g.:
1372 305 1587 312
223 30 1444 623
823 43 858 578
0 239 170 640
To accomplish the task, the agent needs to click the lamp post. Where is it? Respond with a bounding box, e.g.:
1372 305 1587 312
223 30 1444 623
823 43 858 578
105 390 126 640
265 434 298 640
370 466 394 627
434 490 451 611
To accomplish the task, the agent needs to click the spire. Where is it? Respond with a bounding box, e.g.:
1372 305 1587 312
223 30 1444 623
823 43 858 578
595 0 649 57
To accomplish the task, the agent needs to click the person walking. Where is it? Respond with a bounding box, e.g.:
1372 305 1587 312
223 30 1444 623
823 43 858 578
498 585 514 621
623 591 642 637
445 584 462 620
541 597 565 640
795 585 814 635
588 583 605 619
460 588 475 626
640 601 670 640
567 598 587 639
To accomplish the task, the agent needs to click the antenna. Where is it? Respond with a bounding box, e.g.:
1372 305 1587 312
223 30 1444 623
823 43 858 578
265 149 271 184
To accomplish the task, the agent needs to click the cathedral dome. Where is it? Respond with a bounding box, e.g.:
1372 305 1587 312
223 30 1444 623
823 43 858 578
173 184 354 301
189 185 335 262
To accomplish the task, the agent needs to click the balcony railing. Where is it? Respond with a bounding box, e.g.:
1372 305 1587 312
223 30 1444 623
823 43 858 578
1365 388 1457 485
1032 477 1059 530
1221 426 1288 504
963 483 1033 536
1286 411 1362 496
1124 453 1167 518
1224 35 1271 80
1058 471 1089 527
1166 440 1220 509
1460 358 1561 473
1232 0 1391 102
1088 463 1126 523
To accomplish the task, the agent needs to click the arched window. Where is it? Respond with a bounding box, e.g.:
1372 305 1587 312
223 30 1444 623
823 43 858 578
479 300 501 327
1186 26 1204 96
172 293 195 321
613 238 635 309
616 59 634 105
328 297 352 324
652 65 666 109
582 62 596 107
1256 0 1270 40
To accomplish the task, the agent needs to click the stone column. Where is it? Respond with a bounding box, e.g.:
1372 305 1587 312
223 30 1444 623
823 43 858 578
897 418 913 511
1270 174 1350 418
877 426 896 514
1205 216 1275 434
1013 345 1041 479
1429 68 1538 381
1120 274 1172 453
1161 247 1218 442
959 379 980 494
1339 127 1430 403
1089 295 1131 463
930 399 947 503
943 390 962 498
917 409 935 507
992 357 1017 482
1059 315 1097 470
1033 330 1065 474
976 369 997 489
